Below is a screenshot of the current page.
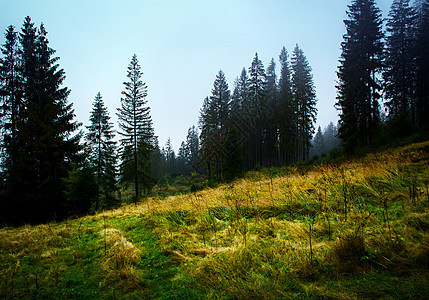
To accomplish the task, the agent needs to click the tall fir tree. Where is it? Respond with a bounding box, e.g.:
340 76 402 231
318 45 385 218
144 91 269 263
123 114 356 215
1 17 81 224
265 58 278 166
248 53 267 167
414 0 429 127
277 46 295 165
0 25 20 178
336 0 384 152
117 54 154 202
230 68 250 169
85 92 117 210
199 70 230 179
291 44 317 161
383 0 417 122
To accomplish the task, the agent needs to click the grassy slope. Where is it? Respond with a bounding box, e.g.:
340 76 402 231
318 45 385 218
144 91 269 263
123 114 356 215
1 141 429 299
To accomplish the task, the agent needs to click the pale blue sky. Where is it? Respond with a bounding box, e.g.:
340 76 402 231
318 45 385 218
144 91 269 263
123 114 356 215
1 0 393 151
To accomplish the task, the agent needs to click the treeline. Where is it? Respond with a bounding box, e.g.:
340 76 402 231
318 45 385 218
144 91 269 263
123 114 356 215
196 46 317 181
0 17 157 224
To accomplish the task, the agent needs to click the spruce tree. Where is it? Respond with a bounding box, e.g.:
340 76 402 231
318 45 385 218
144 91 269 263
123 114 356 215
248 53 267 167
184 125 201 173
163 138 176 176
199 70 230 179
414 0 429 127
149 137 167 183
230 68 250 169
291 44 317 161
86 92 117 209
1 17 81 224
265 58 278 166
117 54 154 202
336 0 384 152
0 25 20 177
384 0 417 122
310 126 324 158
277 46 295 165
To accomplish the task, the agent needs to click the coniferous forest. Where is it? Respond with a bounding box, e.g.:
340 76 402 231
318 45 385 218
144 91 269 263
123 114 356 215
1 0 428 225
0 1 429 298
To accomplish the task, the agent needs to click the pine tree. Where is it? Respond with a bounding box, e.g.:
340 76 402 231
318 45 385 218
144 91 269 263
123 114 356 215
85 92 117 209
323 122 340 154
291 44 317 161
184 125 201 173
311 126 324 158
0 25 20 177
277 46 295 165
414 0 429 127
149 137 167 183
211 70 230 136
384 0 417 122
265 58 278 166
199 70 230 179
231 68 249 115
117 54 154 202
248 53 267 167
1 17 81 224
163 138 176 176
336 0 384 152
176 142 189 176
230 68 250 169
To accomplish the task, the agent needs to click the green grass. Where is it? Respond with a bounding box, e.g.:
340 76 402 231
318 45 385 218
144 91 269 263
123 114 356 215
1 141 429 299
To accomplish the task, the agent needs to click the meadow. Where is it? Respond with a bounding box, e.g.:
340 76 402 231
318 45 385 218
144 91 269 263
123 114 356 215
1 141 429 299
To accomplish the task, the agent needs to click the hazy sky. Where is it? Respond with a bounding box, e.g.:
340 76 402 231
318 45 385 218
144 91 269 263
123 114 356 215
1 0 393 151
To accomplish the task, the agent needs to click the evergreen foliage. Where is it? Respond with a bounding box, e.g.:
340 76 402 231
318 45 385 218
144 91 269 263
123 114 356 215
247 53 267 167
414 0 429 127
310 122 340 158
199 70 230 179
117 54 154 202
277 46 295 165
384 0 417 122
221 125 244 181
149 137 167 184
183 125 201 173
291 44 317 161
85 92 118 209
265 58 278 166
336 0 384 152
0 17 81 224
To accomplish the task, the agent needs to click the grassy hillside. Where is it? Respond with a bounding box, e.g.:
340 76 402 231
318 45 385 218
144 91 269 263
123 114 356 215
1 141 429 299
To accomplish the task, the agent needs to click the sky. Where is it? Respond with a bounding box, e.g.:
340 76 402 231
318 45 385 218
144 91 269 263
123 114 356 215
1 0 394 152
